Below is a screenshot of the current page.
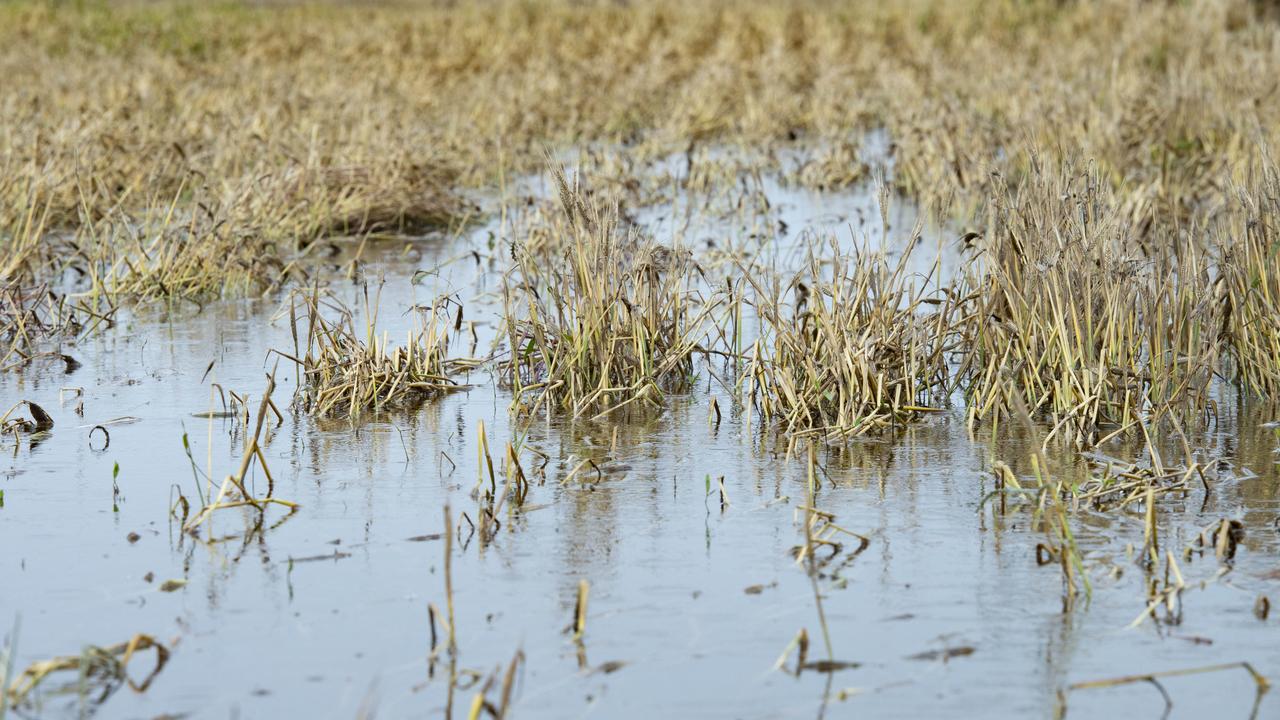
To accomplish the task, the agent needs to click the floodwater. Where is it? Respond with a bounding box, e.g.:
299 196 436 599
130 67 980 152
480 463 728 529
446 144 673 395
2 164 1279 719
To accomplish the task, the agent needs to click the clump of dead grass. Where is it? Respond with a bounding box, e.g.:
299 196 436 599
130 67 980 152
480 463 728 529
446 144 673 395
954 155 1280 447
742 231 957 441
955 162 1220 447
794 141 870 191
284 286 469 418
250 161 474 244
500 169 717 418
1216 166 1280 396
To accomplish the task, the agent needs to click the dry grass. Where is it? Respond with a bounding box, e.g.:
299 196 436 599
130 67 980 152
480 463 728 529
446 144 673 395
4 0 1278 292
1217 167 1280 396
742 233 958 441
500 169 716 418
0 0 1278 433
956 164 1217 446
956 158 1280 447
284 286 470 418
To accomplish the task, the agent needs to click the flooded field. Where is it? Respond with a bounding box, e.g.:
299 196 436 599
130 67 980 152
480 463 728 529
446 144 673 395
4 168 1278 719
6 1 1280 717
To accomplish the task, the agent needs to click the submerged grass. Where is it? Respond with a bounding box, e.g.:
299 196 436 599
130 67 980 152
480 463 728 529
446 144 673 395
0 283 94 372
180 374 298 538
3 634 169 716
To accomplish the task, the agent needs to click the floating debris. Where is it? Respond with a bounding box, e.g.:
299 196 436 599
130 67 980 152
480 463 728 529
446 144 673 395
906 646 975 662
4 634 169 713
0 400 53 435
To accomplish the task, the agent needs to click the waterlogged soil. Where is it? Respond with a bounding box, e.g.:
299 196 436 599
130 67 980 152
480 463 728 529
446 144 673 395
3 173 1280 719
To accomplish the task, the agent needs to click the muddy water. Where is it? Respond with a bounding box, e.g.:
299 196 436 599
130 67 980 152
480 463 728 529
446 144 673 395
2 174 1279 719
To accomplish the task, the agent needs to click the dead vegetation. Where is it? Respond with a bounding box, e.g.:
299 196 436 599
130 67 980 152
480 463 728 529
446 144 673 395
1 0 1279 435
954 158 1280 447
3 634 169 717
3 0 1279 301
282 286 471 418
0 401 54 440
1 3 1278 716
742 232 957 441
956 164 1219 447
176 374 298 540
0 278 121 374
500 170 716 419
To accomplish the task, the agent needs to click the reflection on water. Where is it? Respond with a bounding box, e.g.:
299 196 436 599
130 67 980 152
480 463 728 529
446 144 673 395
1 172 1278 719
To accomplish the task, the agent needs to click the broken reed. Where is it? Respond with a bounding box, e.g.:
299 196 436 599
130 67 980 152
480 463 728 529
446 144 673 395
180 373 297 537
429 503 525 720
286 286 466 418
3 634 169 716
742 232 956 441
500 170 716 418
1058 661 1270 719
